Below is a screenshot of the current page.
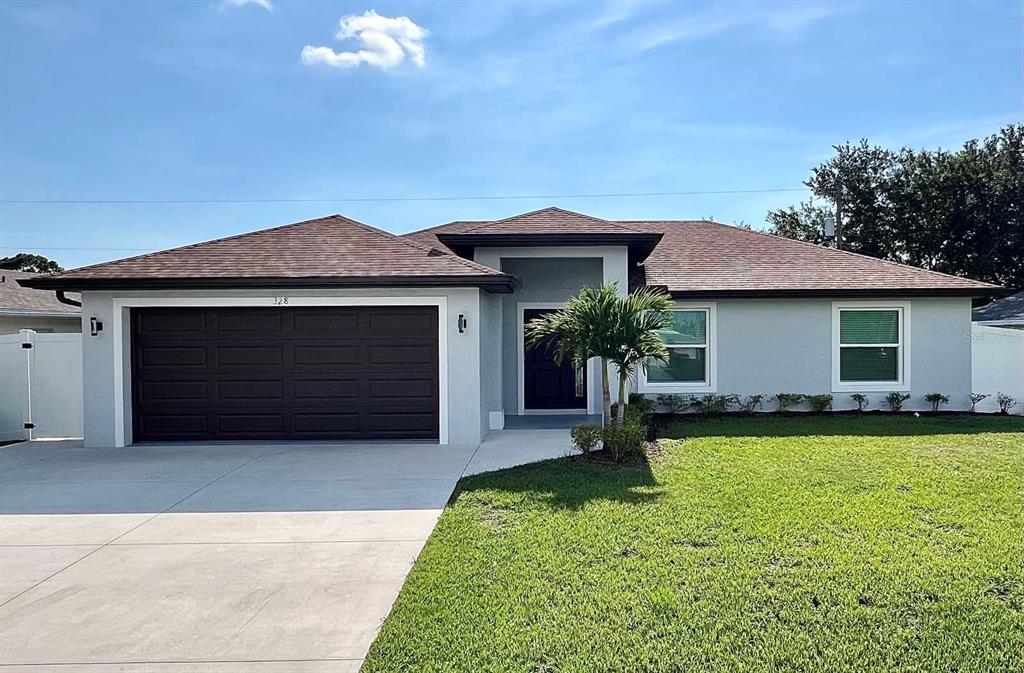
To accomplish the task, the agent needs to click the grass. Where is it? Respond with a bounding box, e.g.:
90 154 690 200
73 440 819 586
362 415 1023 673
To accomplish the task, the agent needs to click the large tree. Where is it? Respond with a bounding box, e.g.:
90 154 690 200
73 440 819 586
767 124 1023 290
0 253 63 274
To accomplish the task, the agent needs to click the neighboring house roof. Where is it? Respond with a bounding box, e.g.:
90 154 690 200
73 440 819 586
0 270 80 316
408 207 1004 298
21 215 519 293
973 291 1024 323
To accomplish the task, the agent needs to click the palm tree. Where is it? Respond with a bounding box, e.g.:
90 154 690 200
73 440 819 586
525 285 618 425
607 287 673 424
524 284 672 426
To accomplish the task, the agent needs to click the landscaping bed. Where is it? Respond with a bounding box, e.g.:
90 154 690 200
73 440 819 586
363 415 1023 673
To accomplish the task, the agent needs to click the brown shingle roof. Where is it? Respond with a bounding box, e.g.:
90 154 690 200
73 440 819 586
0 270 80 315
406 207 1002 296
626 220 1000 295
23 215 517 292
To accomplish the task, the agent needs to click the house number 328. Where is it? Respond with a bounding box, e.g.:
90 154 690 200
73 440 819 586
272 297 289 305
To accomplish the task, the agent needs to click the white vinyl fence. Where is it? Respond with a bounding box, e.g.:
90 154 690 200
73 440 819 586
971 324 1024 415
0 329 84 441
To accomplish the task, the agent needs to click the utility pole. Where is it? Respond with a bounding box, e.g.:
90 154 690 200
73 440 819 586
834 184 843 250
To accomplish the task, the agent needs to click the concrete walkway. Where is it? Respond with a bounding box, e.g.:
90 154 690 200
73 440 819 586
0 430 572 671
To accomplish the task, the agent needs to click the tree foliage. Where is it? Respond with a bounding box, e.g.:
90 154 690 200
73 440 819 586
767 124 1023 289
0 253 63 274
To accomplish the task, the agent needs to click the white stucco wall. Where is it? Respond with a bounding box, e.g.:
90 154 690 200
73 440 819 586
79 288 486 448
638 297 975 412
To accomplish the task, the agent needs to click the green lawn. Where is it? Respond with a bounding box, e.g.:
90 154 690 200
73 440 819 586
363 416 1023 673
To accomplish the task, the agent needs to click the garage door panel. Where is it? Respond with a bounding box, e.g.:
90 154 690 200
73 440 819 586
365 412 436 434
293 413 361 434
293 345 359 365
137 310 208 333
132 306 438 442
293 379 360 399
293 310 359 335
139 381 208 402
141 347 207 367
215 310 284 333
217 380 285 400
367 344 435 366
218 414 286 435
215 345 284 366
367 310 435 335
138 415 208 437
369 377 436 399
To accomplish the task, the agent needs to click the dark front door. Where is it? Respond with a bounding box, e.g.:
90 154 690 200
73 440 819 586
131 306 439 442
523 308 587 410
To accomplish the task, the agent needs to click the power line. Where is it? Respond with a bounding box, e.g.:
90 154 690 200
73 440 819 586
0 187 810 205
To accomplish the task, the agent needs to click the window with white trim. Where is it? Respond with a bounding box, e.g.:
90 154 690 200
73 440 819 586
641 305 715 390
835 306 906 387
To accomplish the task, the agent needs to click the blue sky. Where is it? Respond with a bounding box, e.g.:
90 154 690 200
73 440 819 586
0 0 1020 269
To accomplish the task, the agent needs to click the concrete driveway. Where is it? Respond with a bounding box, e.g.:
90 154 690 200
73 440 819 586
0 435 562 672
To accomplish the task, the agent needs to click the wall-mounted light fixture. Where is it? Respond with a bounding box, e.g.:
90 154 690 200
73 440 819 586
90 317 103 336
457 314 468 334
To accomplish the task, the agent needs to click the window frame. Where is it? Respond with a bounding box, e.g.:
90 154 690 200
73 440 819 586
831 300 911 392
638 302 717 393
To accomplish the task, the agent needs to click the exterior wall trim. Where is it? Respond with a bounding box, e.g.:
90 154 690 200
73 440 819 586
109 295 450 447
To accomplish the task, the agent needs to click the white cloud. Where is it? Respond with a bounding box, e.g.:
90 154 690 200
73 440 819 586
223 0 273 10
624 1 847 51
301 10 427 70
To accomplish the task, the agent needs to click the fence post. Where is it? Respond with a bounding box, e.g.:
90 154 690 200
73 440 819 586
19 329 35 440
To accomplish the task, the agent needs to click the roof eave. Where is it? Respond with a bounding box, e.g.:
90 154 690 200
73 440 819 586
436 232 663 259
666 287 1008 299
0 308 81 317
19 274 521 294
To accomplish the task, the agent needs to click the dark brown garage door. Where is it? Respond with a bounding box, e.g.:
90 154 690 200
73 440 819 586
131 306 439 442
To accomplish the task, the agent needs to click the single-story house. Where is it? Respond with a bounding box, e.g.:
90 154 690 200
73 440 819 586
973 291 1024 330
21 207 1006 448
0 270 80 335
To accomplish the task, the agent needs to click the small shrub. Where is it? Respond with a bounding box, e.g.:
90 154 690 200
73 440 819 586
996 393 1019 415
739 394 765 413
806 394 833 412
611 394 655 425
570 424 602 454
656 394 692 414
850 393 869 412
924 393 950 413
886 392 912 412
602 420 647 462
628 393 655 422
691 394 737 415
968 393 990 413
773 393 804 412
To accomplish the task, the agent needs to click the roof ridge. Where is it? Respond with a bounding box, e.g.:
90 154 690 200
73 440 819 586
39 215 345 279
686 219 1002 288
338 215 503 276
402 220 486 237
458 206 640 233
